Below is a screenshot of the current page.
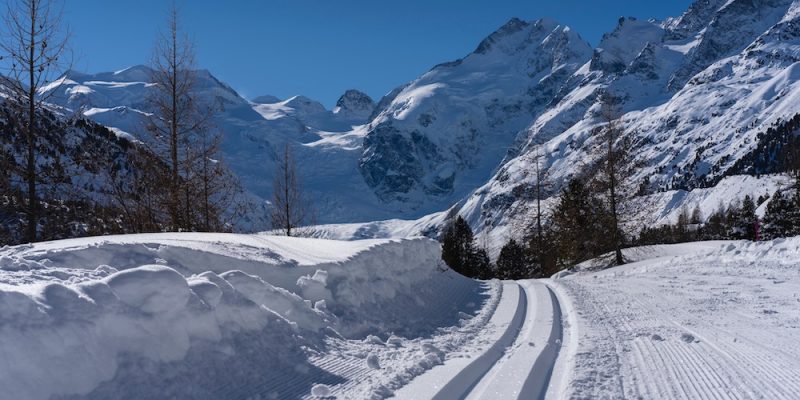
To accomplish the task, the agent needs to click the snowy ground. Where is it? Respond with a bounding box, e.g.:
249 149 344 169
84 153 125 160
1 234 798 399
549 239 800 399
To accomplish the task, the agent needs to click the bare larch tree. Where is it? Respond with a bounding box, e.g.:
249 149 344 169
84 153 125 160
194 128 246 232
1 0 69 243
591 93 637 266
147 3 210 231
271 143 311 236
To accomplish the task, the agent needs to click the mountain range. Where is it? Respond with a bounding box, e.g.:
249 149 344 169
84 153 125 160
32 0 800 250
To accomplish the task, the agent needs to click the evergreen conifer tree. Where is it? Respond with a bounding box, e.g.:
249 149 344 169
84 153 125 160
550 178 611 266
496 239 527 280
731 196 758 240
762 191 791 240
441 216 487 278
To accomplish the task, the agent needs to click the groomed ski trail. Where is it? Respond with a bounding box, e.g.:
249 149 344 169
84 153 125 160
393 280 565 400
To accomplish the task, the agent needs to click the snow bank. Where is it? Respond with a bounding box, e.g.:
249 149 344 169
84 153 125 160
0 233 479 399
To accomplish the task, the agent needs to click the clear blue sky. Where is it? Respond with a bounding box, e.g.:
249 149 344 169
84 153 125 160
65 0 695 108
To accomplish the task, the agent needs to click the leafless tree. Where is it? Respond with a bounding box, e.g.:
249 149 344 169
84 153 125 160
147 3 211 231
193 129 247 232
590 93 638 266
271 143 312 236
508 142 552 262
1 0 69 243
530 144 549 251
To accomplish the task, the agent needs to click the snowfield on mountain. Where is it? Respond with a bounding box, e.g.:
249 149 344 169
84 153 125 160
0 234 797 399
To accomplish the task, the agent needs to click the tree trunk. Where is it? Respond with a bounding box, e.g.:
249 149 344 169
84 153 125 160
26 2 37 243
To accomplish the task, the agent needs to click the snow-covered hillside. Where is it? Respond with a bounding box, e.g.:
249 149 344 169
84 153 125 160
1 233 797 399
548 239 800 398
457 0 800 248
358 18 592 211
0 92 162 242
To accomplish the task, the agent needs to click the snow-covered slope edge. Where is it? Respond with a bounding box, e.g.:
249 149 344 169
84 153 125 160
0 233 487 399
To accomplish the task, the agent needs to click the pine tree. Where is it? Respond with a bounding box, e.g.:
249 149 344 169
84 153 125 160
441 216 476 277
676 205 691 242
690 205 703 225
550 178 611 266
440 216 492 278
786 190 800 237
472 247 493 280
762 191 792 240
731 196 758 240
496 239 527 280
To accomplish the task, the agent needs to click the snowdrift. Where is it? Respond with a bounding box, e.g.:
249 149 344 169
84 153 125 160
0 233 482 400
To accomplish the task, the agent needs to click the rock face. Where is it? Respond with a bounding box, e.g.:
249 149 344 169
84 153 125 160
333 90 375 121
358 18 593 209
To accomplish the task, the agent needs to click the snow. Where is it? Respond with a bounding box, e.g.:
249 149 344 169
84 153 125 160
444 1 800 254
636 174 791 226
0 233 489 399
396 237 800 400
548 238 800 399
1 231 798 399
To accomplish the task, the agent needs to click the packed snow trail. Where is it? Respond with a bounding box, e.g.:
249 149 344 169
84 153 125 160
394 240 800 400
394 280 564 400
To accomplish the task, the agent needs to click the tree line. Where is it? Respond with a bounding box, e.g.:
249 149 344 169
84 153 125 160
441 93 800 280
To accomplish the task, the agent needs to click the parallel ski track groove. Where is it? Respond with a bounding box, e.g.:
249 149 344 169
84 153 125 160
517 282 563 400
430 282 528 400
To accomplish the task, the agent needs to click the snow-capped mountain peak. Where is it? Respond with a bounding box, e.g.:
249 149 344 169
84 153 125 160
358 18 592 210
450 0 800 255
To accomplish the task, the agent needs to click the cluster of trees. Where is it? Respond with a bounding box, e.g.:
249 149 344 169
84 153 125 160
526 94 638 272
441 91 800 280
137 5 245 233
442 94 636 278
637 189 800 245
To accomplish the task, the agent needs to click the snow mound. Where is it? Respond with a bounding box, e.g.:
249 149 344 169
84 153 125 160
105 265 190 313
0 233 483 399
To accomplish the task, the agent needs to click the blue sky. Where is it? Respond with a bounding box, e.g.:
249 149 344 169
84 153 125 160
65 0 694 107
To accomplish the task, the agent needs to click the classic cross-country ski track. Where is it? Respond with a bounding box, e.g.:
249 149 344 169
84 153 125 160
393 280 565 400
392 242 800 400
